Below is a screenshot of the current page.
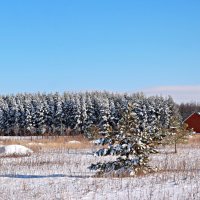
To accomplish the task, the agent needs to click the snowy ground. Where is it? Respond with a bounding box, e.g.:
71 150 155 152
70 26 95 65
0 137 200 200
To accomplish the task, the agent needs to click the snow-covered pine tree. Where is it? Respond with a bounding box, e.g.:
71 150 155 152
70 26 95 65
13 95 23 135
45 93 54 133
83 94 97 139
145 96 165 142
62 93 81 133
0 96 9 135
40 94 49 134
89 101 159 177
98 97 111 136
62 93 72 130
30 94 44 135
7 95 20 135
73 94 82 134
78 93 87 134
53 92 63 134
16 95 26 136
108 98 118 129
22 94 34 135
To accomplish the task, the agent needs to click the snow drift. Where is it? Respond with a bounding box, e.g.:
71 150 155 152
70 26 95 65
67 140 81 144
0 145 33 156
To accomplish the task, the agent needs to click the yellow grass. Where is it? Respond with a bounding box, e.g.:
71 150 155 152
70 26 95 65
0 135 94 152
188 134 200 146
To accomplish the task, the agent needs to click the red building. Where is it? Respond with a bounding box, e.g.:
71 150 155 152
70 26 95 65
184 112 200 133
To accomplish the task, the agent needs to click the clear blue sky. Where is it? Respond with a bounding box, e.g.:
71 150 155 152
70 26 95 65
0 0 200 94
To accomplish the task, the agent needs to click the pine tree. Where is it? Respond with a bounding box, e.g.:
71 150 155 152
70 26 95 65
89 101 160 177
83 95 97 138
98 97 111 136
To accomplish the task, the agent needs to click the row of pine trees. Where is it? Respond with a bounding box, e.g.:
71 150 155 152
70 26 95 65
0 91 179 137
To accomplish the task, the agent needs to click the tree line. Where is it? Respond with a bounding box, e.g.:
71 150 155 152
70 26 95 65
178 102 200 121
0 92 179 137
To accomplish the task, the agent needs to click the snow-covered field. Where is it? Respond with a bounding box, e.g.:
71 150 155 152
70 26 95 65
0 137 200 200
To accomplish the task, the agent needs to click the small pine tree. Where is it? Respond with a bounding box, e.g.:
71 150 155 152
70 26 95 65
89 102 159 177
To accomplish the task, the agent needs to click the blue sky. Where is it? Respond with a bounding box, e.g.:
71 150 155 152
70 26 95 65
0 0 200 100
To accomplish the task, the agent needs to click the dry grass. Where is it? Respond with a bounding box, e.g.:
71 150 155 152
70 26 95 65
188 134 200 146
152 134 200 176
0 135 94 152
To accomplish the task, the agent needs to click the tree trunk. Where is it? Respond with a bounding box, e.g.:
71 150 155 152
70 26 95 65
174 141 177 153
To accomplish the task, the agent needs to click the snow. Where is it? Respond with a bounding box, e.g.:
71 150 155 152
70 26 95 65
0 140 200 199
28 142 44 146
0 145 33 156
67 140 81 144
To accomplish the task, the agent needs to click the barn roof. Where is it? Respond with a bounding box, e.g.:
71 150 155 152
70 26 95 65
183 112 200 133
183 112 200 123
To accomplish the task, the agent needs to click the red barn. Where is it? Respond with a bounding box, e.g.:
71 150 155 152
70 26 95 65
184 112 200 133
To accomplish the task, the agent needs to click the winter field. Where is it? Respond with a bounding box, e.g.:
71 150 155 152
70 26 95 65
0 135 200 200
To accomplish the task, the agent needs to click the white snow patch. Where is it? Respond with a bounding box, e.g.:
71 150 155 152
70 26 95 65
89 140 97 144
67 140 81 144
28 142 44 146
0 145 33 156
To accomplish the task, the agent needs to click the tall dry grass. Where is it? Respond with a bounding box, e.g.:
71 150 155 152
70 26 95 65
0 135 94 152
188 134 200 146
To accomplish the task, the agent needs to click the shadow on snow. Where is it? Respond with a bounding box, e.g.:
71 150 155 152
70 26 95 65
0 173 92 179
